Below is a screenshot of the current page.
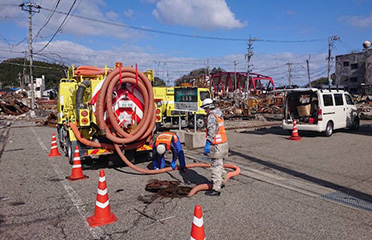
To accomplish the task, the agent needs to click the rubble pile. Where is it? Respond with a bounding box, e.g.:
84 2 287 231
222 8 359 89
217 93 284 119
355 95 372 120
0 95 30 116
0 93 57 126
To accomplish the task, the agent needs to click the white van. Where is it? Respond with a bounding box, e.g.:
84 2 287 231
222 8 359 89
282 87 359 137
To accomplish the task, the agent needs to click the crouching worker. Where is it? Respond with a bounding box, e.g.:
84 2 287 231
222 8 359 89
152 132 186 171
201 98 228 197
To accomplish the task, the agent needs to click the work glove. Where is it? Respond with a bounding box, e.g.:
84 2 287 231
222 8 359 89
171 161 177 170
203 140 211 155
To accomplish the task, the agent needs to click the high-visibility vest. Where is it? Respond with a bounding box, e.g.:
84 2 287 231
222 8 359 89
208 113 227 145
155 132 179 150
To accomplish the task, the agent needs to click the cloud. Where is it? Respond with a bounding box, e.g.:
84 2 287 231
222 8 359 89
1 38 329 87
123 9 134 19
152 0 247 30
4 0 139 41
338 12 372 28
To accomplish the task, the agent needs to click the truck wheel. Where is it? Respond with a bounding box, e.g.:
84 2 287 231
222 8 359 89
351 117 359 130
196 115 206 129
125 149 136 163
324 121 333 137
67 139 78 165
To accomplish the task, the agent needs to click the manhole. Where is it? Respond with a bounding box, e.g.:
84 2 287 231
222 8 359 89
138 179 192 204
321 191 372 212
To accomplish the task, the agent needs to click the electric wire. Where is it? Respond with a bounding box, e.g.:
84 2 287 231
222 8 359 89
36 0 77 54
40 6 329 43
33 0 61 42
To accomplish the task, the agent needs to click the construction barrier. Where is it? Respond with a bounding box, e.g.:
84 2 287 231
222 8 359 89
65 146 89 181
87 170 118 227
190 205 205 240
289 119 301 141
48 133 61 157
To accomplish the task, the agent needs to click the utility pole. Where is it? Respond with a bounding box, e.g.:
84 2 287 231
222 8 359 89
286 63 293 88
245 36 258 93
306 55 311 87
327 35 340 87
234 60 238 91
18 72 22 88
22 50 27 92
20 1 40 110
206 58 210 76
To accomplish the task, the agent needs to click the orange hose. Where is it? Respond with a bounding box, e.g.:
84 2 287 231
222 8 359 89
74 66 108 77
114 144 241 196
187 164 241 197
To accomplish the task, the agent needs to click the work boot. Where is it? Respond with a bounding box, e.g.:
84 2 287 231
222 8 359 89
205 190 221 196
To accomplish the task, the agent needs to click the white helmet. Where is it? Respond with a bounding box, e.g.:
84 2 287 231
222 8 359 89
156 144 166 155
201 98 215 109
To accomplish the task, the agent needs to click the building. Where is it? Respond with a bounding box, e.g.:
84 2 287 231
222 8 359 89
27 75 45 99
335 48 372 94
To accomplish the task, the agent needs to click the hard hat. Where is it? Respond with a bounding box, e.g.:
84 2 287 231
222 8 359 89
156 144 166 155
201 98 214 109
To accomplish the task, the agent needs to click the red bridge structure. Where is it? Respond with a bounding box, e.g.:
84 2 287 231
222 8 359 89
210 72 275 97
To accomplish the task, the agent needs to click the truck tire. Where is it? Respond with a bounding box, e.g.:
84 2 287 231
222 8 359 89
67 139 78 165
324 121 333 137
196 115 206 129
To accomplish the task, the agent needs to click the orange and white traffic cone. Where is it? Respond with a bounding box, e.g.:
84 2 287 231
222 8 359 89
87 170 118 227
65 146 89 181
190 205 205 240
289 119 301 141
48 133 61 157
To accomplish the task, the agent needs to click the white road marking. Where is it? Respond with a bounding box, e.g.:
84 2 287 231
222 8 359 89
31 128 104 239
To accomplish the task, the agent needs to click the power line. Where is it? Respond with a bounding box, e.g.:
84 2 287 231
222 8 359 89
33 0 61 42
1 59 66 70
40 6 329 43
36 0 77 54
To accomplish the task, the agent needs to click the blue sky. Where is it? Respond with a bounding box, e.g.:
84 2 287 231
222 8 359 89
0 0 371 86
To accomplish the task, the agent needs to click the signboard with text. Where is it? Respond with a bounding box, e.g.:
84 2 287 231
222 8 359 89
174 87 198 112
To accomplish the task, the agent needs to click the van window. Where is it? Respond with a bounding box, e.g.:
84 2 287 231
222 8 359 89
334 94 344 106
200 91 210 101
323 94 333 106
345 94 354 105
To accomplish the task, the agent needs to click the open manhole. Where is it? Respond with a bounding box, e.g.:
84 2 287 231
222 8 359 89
138 179 192 203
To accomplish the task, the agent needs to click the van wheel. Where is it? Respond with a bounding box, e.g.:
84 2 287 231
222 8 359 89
324 121 333 137
351 117 359 130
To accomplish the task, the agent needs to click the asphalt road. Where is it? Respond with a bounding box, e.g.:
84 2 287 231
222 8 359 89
1 120 372 239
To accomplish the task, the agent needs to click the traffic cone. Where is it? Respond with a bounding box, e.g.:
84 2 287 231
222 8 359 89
289 119 301 141
48 133 61 157
190 205 205 240
87 170 118 227
65 146 89 181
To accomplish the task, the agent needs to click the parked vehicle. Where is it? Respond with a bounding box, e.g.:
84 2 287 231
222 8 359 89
153 86 211 129
282 87 359 137
57 64 153 164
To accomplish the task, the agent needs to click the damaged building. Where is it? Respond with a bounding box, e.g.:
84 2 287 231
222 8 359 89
335 42 372 94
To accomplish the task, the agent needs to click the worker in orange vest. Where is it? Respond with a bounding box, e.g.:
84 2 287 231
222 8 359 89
152 132 186 171
201 98 228 196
